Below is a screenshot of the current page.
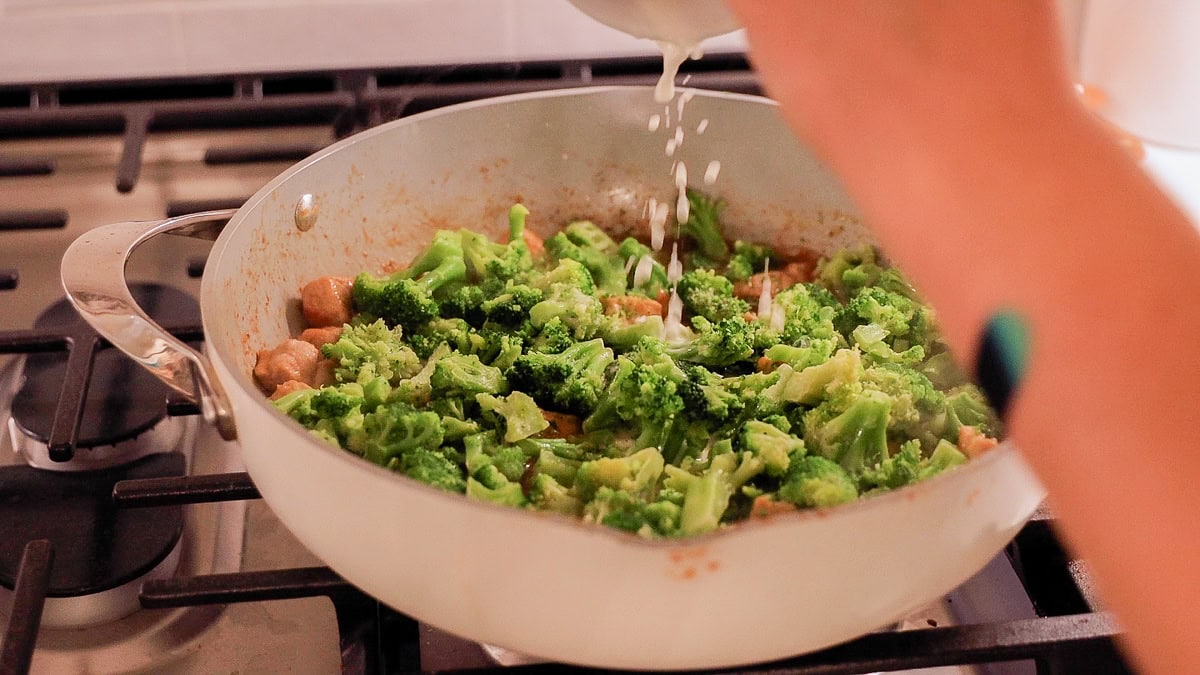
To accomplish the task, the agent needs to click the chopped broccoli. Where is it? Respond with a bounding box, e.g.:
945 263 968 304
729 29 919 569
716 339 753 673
677 364 745 425
528 474 584 516
737 420 801 477
665 316 756 367
529 317 576 354
803 388 892 472
529 282 605 340
574 447 666 501
724 240 776 282
676 269 749 322
476 391 549 443
544 220 627 295
393 446 466 492
458 204 534 282
345 403 444 466
352 231 467 331
681 189 730 262
321 319 421 385
508 338 615 416
431 353 508 397
816 244 884 299
600 315 666 351
777 455 858 508
618 237 669 297
582 487 680 537
480 283 544 326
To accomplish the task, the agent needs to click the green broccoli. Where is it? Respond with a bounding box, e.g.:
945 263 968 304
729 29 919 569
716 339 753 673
544 220 627 295
777 455 858 508
582 487 680 537
528 474 584 516
859 439 922 491
533 258 595 295
574 447 666 500
529 282 605 340
663 451 764 535
816 244 884 299
676 269 749 322
802 388 892 472
618 237 670 297
458 204 534 282
681 189 730 263
352 230 467 331
479 283 544 326
345 403 445 466
850 323 925 367
583 353 684 438
737 420 802 477
321 319 421 385
528 317 575 354
600 315 666 351
677 364 745 425
665 316 756 367
476 391 549 443
430 353 508 397
762 348 864 406
724 240 776 282
391 446 466 492
508 338 615 416
769 283 842 346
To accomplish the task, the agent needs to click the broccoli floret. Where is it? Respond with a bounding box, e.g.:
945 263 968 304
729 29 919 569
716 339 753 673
583 353 685 437
663 451 763 535
393 446 466 492
458 204 534 282
918 350 971 390
851 323 925 366
574 447 665 500
600 315 666 352
345 403 445 466
860 363 945 440
544 220 627 295
391 344 449 406
677 365 745 425
859 439 922 491
529 282 605 340
321 319 421 385
737 420 802 477
769 283 842 346
583 487 680 537
724 240 776 282
430 353 508 397
617 237 669 297
777 455 858 508
528 317 575 354
681 189 730 262
939 384 1000 439
762 348 864 406
816 244 884 299
466 472 527 507
353 231 467 331
763 340 838 372
803 388 892 472
665 316 755 367
533 258 595 295
531 447 582 487
528 474 584 516
274 384 367 446
479 283 544 326
476 391 549 443
919 439 968 480
676 269 749 322
508 338 615 416
439 283 487 325
406 317 490 359
841 286 934 346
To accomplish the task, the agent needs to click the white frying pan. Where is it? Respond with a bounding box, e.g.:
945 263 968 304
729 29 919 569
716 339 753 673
61 87 1044 670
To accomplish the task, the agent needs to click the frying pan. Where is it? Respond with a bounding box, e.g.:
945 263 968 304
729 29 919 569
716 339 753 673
60 87 1044 669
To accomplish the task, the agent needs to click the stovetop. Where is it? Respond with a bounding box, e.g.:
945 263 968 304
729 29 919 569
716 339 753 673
0 57 1141 674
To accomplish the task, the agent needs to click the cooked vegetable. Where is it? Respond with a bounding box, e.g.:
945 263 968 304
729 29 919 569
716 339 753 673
260 192 999 538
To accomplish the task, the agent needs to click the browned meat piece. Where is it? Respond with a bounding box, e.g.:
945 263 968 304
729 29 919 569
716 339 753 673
602 295 663 318
958 426 1000 458
734 271 792 300
299 326 343 349
313 359 337 388
756 356 776 373
540 410 582 439
253 339 320 394
522 229 545 258
301 276 354 328
782 246 822 283
269 380 312 400
750 495 797 518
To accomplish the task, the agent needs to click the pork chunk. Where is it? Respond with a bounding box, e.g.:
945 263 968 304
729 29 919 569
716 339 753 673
300 276 354 328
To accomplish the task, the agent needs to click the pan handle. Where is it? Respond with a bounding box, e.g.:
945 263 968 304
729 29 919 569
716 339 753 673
60 210 239 441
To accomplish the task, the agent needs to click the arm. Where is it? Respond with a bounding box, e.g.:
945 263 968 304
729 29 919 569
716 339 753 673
725 1 1200 672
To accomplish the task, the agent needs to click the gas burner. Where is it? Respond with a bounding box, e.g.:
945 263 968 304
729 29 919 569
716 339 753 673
0 452 185 627
6 284 199 471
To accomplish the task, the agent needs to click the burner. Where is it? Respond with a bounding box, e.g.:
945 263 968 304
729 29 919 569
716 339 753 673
8 284 199 470
0 452 186 627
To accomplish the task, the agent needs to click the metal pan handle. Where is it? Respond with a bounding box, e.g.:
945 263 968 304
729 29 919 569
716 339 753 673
60 210 239 440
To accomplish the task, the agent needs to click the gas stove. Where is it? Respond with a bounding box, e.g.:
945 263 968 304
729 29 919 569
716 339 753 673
0 57 1137 674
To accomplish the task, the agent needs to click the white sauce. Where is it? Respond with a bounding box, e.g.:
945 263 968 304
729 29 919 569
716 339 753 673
703 159 721 185
663 288 685 340
696 118 708 135
633 254 656 287
674 161 689 225
667 242 683 283
665 138 677 157
655 41 694 104
648 114 661 132
624 254 637 276
757 259 773 318
649 199 669 251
